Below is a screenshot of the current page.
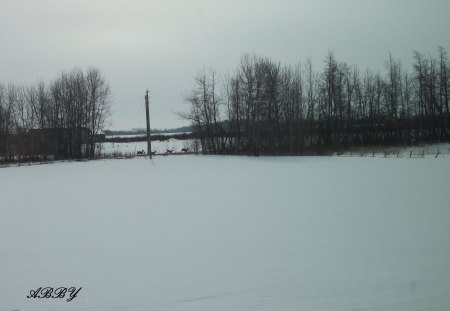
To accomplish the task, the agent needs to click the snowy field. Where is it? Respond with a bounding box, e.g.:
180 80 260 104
100 138 195 156
99 140 450 158
1 156 450 311
339 143 450 158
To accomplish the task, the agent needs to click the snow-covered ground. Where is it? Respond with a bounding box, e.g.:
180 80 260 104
338 143 450 158
100 138 196 156
99 140 450 158
1 156 450 311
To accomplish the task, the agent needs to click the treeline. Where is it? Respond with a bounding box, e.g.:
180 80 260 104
0 68 112 161
104 125 192 136
181 48 450 155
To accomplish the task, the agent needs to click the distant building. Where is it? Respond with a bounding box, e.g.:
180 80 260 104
28 127 91 158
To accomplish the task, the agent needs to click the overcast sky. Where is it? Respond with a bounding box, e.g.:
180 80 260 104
1 0 449 130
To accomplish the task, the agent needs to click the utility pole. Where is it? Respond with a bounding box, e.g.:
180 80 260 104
145 89 152 159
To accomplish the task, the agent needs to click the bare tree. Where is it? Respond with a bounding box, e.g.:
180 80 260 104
179 68 222 153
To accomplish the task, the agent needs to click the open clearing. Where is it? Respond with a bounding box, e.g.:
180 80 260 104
1 156 449 311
